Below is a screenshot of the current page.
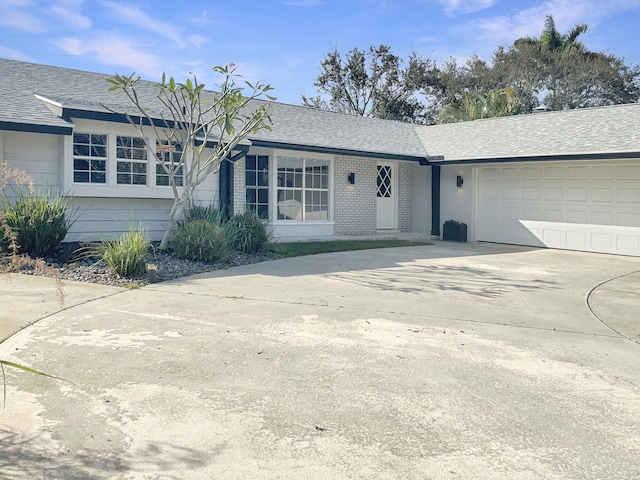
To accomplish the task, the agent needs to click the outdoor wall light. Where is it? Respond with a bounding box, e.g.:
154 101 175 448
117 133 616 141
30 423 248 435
348 172 355 184
456 175 464 188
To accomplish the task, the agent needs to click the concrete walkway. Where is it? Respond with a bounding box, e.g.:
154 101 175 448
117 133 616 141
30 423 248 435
1 242 639 479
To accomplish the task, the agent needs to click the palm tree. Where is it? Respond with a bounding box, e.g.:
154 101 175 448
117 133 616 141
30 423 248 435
515 15 588 52
437 88 523 124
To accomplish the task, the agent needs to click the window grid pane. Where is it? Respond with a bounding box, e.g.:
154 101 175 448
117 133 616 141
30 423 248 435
155 141 183 187
245 155 269 219
116 136 148 185
73 133 107 184
277 156 329 221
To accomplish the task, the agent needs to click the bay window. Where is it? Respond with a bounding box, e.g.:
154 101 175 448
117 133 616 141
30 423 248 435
277 156 330 221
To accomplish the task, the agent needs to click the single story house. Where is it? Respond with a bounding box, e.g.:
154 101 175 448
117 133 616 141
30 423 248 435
1 58 639 257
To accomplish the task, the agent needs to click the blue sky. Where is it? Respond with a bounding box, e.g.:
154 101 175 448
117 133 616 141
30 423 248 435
1 0 639 104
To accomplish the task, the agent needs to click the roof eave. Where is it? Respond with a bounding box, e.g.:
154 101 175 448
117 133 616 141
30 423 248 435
429 151 640 165
250 139 428 162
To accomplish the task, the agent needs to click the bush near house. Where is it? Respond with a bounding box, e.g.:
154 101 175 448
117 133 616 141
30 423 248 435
170 219 228 262
101 227 151 277
1 190 74 256
225 210 269 254
170 205 268 261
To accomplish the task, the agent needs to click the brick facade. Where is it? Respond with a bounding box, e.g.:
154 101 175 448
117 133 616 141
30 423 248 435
398 161 413 232
233 157 245 215
234 154 414 235
334 156 378 235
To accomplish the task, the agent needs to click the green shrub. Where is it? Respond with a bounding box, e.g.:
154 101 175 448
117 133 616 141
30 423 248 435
101 226 151 277
180 203 222 226
225 210 269 254
1 190 73 256
170 219 228 262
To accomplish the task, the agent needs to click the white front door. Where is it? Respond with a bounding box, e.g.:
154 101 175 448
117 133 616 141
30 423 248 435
376 162 397 230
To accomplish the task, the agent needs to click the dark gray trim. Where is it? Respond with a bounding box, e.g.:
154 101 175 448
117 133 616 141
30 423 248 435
430 152 640 166
430 165 441 237
250 139 426 163
63 108 168 128
0 121 72 135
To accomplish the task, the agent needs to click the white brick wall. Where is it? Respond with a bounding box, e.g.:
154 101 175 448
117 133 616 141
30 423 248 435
398 162 413 232
334 156 377 235
233 153 415 235
233 157 245 214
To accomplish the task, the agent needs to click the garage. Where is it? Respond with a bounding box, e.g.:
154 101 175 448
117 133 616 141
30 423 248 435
476 162 640 256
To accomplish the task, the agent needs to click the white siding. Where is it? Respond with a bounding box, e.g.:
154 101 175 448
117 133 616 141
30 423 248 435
441 164 475 239
68 197 174 241
2 130 63 194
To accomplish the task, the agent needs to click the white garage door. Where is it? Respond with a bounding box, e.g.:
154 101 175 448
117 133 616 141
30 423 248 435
477 162 640 256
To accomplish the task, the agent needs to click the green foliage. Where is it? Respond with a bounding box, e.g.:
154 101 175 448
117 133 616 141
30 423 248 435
1 190 73 256
225 210 269 254
301 44 429 123
100 226 151 277
170 220 228 262
305 17 639 123
267 239 432 258
180 203 223 226
438 88 524 124
107 65 275 249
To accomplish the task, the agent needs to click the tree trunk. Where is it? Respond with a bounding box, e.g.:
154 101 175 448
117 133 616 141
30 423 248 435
159 196 188 250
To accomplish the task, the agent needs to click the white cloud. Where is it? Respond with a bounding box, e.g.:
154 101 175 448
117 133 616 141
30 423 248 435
55 34 160 76
99 1 188 46
45 5 92 29
0 0 47 32
476 0 640 46
437 0 496 15
0 45 33 61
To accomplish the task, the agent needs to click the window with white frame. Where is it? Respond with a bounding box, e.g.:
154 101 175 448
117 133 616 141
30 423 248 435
277 156 329 221
245 155 269 218
155 140 184 187
73 133 107 184
116 136 147 185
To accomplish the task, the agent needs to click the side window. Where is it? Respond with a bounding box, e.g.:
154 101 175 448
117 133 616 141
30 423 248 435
245 155 269 218
155 140 183 187
73 133 107 184
116 136 147 185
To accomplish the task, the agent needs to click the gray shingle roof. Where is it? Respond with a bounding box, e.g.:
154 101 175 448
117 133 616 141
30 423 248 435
2 57 639 162
415 104 640 162
0 58 426 159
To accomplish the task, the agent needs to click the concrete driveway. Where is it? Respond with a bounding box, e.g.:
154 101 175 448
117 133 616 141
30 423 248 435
1 241 640 479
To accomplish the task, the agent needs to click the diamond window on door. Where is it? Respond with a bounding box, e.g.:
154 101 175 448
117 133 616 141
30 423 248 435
377 165 392 198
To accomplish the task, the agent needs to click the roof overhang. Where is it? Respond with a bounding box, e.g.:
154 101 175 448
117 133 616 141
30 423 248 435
0 120 73 136
429 151 640 166
250 139 428 163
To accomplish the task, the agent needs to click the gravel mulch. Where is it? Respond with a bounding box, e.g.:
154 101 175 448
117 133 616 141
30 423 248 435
6 242 274 288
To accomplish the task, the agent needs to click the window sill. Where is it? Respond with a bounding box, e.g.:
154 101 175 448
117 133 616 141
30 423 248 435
67 184 179 200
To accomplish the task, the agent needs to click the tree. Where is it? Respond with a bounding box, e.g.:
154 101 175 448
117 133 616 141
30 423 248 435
301 45 431 123
493 15 640 111
515 15 588 53
437 88 524 123
422 55 496 123
107 65 275 249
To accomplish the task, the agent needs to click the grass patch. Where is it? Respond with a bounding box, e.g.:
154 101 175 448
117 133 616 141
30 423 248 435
266 239 432 258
